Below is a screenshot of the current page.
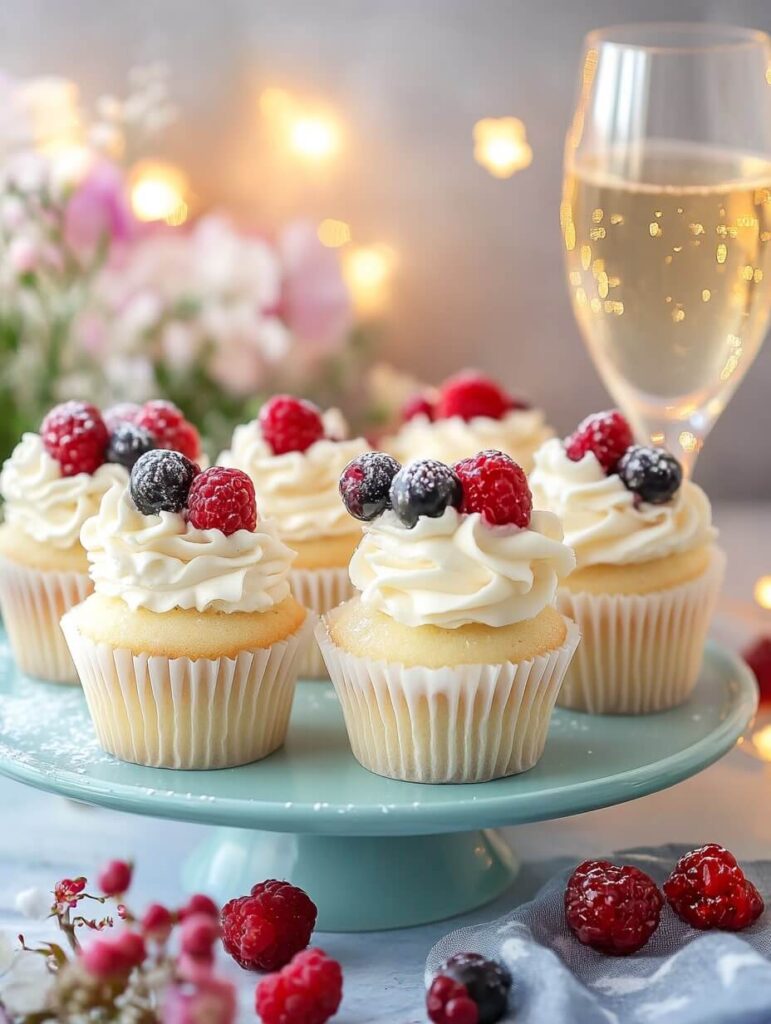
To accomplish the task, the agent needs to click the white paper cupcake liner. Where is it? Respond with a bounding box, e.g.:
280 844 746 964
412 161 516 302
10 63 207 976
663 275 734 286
0 555 91 683
60 612 315 770
290 567 354 679
555 547 726 715
316 616 580 784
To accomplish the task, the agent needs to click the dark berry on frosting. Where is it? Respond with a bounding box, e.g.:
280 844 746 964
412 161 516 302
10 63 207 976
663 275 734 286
259 395 325 455
436 372 512 422
130 449 198 515
41 401 108 477
617 445 682 504
339 452 401 522
389 458 462 529
455 450 532 528
565 410 633 473
433 953 512 1024
106 422 156 470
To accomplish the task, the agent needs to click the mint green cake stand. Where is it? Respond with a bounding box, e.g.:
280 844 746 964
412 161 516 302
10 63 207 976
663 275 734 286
0 629 757 931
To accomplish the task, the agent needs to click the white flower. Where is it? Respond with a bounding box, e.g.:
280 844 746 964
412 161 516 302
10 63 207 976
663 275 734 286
15 887 52 921
0 930 15 973
0 945 53 1016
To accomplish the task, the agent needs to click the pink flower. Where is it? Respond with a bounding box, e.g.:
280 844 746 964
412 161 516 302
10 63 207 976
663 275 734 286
63 160 135 264
141 902 174 943
80 931 145 978
53 877 86 913
179 914 220 963
163 975 237 1024
278 220 352 351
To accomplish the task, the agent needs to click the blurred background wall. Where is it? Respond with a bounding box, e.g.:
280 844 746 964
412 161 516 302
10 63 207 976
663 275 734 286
1 0 770 496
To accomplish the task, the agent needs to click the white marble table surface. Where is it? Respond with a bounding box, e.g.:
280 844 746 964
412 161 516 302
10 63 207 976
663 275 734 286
1 502 770 1024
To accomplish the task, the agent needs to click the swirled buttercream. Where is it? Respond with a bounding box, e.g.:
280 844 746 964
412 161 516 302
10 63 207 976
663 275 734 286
0 433 126 549
386 408 553 472
81 483 294 613
529 438 716 569
349 506 575 629
219 415 368 541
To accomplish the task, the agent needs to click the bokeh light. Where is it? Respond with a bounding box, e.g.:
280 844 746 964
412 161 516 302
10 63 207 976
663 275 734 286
317 219 351 248
129 160 188 225
754 575 771 610
342 244 396 315
473 117 532 179
752 723 771 761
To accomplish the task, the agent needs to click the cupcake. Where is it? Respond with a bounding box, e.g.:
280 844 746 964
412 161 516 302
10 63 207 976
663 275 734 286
0 398 202 683
219 395 369 678
530 410 724 714
384 370 553 473
318 450 579 783
61 452 310 769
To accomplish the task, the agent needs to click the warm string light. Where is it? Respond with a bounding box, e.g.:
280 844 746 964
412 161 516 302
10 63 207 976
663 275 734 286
259 87 342 162
129 160 189 225
473 117 532 179
342 244 396 315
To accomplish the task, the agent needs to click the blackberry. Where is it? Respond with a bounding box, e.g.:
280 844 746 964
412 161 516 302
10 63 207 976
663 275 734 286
106 422 156 470
130 450 198 516
437 953 512 1024
617 445 682 504
339 452 401 522
389 458 462 529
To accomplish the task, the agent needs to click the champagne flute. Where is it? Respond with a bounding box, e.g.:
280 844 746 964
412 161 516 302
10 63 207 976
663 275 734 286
562 23 771 474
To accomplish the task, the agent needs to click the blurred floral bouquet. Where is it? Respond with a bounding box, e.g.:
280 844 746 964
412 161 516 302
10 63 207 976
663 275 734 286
0 68 369 463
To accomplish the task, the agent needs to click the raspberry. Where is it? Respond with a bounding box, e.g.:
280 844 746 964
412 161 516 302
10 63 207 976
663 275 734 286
186 467 257 535
256 948 342 1024
565 410 633 473
618 445 682 505
222 879 317 972
180 893 220 920
663 844 764 931
402 393 435 422
389 459 463 529
41 401 108 476
430 953 512 1024
130 450 199 516
136 400 201 461
339 452 401 522
259 395 325 455
103 402 141 432
454 450 532 528
565 859 663 955
744 637 771 704
180 913 220 960
97 859 132 897
106 422 156 470
141 903 174 942
436 372 512 422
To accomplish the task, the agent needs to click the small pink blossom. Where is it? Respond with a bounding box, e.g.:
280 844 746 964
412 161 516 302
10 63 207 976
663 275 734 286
97 859 133 897
53 877 86 913
163 974 237 1024
63 160 135 264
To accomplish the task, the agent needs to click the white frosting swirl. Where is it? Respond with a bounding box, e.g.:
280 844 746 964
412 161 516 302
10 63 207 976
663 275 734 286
219 414 368 542
530 438 715 569
81 483 294 613
386 409 553 472
349 506 575 629
0 433 126 549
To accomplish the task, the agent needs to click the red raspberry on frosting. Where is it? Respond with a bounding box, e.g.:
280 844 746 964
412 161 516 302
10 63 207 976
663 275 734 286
436 372 512 422
565 410 633 473
259 395 325 455
41 401 108 476
136 400 201 461
454 450 532 528
186 467 257 535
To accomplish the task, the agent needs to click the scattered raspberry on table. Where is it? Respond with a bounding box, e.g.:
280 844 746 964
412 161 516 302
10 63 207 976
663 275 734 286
565 859 663 954
255 947 342 1024
222 879 318 972
664 843 764 931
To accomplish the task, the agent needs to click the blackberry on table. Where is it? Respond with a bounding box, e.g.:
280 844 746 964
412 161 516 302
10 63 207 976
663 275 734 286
130 449 198 515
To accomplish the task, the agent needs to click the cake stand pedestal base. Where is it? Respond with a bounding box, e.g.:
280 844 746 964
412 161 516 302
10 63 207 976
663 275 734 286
181 828 518 931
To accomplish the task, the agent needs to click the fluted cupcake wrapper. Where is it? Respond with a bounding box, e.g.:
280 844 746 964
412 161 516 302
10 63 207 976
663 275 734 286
290 567 354 679
555 547 726 715
316 616 580 784
0 555 91 683
60 612 315 770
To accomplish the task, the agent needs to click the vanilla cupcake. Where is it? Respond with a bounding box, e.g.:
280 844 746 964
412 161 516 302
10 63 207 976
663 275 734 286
318 450 579 783
61 452 310 769
385 371 553 473
530 411 723 714
220 395 368 678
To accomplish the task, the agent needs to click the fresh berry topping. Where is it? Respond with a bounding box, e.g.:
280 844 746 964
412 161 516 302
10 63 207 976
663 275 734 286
97 859 133 897
617 445 683 505
744 637 771 704
180 893 220 920
436 372 512 422
402 393 435 422
186 467 257 535
565 410 634 473
222 879 318 973
663 844 764 931
339 452 401 522
41 401 108 476
136 399 201 461
103 402 142 432
130 450 198 516
259 395 325 455
389 459 463 529
565 859 663 955
106 422 156 470
454 450 532 528
256 948 342 1024
434 953 512 1024
427 976 479 1024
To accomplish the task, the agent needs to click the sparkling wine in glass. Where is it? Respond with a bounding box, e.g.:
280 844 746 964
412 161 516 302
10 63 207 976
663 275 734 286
562 23 771 473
